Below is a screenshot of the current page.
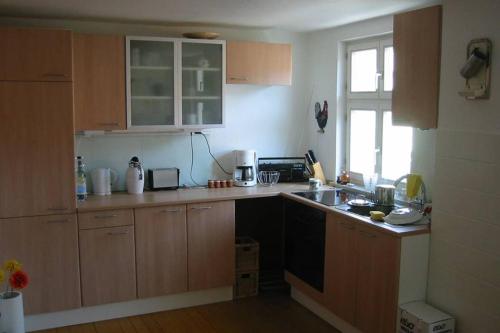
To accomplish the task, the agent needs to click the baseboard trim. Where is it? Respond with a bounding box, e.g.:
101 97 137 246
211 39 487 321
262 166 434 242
25 287 233 332
291 287 362 333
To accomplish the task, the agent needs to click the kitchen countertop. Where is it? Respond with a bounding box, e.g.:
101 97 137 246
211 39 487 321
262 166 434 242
78 183 429 237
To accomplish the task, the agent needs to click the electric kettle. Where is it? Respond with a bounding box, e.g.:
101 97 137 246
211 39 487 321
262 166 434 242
91 168 118 196
126 156 144 194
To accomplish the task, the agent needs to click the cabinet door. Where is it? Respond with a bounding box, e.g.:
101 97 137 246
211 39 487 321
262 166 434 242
226 41 292 85
392 5 441 129
79 226 136 306
187 201 235 291
0 82 75 218
0 27 72 81
74 33 126 131
135 205 188 298
0 215 81 314
127 37 176 128
324 215 357 325
355 225 400 333
181 41 224 127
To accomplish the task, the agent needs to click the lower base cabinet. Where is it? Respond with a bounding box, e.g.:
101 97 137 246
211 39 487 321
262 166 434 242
187 201 235 291
79 225 136 306
135 205 188 298
0 214 81 314
324 213 401 333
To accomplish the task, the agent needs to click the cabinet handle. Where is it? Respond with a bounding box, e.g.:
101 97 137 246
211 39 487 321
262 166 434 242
229 76 248 81
47 207 68 211
94 214 118 219
46 219 70 224
160 208 181 213
340 222 355 230
98 122 119 126
107 231 129 236
190 206 212 210
42 73 67 78
359 230 376 238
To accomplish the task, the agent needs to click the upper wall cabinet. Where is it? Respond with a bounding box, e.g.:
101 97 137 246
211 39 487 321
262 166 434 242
392 5 442 129
0 27 72 82
126 37 225 130
226 41 292 86
74 33 126 131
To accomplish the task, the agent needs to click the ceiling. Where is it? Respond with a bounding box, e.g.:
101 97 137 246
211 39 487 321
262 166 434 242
0 0 438 32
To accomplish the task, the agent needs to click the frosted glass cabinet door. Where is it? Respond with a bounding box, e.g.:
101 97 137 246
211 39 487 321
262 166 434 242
127 38 175 127
181 42 224 126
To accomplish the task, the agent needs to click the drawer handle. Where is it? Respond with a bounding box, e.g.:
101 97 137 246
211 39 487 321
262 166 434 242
94 214 118 219
46 219 70 224
359 230 376 238
229 76 248 81
98 122 119 126
190 206 212 210
47 207 68 211
340 222 355 230
160 209 181 213
42 73 67 77
107 231 129 236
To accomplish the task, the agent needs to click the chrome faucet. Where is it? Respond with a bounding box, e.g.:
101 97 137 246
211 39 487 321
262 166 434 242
393 174 428 210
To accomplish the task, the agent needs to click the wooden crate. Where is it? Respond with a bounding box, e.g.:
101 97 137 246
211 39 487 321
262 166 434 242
236 237 259 272
234 270 259 299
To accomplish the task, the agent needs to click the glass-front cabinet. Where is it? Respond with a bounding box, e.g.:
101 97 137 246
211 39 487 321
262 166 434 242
126 37 225 130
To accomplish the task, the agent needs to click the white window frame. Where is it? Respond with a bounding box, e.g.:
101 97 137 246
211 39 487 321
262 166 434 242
345 36 398 184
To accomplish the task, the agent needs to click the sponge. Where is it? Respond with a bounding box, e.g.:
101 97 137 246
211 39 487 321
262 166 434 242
369 211 385 222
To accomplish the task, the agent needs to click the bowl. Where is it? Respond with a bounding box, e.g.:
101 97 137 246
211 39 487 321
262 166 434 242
258 171 280 186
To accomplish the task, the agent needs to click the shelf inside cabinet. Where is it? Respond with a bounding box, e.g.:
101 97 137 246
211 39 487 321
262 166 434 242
131 66 173 70
182 67 221 72
182 96 221 100
132 96 173 100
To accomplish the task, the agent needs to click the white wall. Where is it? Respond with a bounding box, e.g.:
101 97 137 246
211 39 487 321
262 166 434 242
304 16 436 194
427 0 500 331
0 17 310 189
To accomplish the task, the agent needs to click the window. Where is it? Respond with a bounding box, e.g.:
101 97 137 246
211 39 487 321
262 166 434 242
346 37 413 182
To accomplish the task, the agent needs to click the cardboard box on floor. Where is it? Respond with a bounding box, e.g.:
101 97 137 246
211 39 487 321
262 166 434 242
399 301 455 333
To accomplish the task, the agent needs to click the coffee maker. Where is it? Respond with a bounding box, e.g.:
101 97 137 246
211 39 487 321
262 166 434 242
233 150 257 187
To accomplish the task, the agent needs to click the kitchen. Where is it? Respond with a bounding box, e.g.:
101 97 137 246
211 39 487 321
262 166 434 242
0 0 499 332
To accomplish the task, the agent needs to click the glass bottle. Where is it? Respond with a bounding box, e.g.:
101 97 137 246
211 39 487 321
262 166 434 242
76 156 87 201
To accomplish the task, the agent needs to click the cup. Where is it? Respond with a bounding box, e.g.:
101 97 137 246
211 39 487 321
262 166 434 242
309 178 322 191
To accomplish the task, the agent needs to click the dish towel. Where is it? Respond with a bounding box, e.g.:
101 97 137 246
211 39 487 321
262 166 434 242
406 174 423 199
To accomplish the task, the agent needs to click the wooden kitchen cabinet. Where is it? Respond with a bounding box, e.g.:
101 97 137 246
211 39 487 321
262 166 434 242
226 41 292 85
135 205 188 298
0 82 75 218
354 225 400 333
0 27 72 82
392 5 442 129
74 33 126 131
323 214 357 325
79 225 136 306
0 214 81 314
187 201 235 291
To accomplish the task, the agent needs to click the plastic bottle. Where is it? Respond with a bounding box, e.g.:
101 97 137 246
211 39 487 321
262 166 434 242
76 156 87 201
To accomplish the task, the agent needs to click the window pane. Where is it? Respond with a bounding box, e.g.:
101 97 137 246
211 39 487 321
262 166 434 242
384 46 394 91
350 110 376 175
351 49 377 92
382 111 412 180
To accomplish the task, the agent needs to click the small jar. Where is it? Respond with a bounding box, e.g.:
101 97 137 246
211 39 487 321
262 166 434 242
226 179 234 187
208 180 215 188
214 180 221 188
220 180 226 188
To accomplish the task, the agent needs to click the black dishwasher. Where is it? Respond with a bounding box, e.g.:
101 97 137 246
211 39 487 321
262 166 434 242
284 199 326 292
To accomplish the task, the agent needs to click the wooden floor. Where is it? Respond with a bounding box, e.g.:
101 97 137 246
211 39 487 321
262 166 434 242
35 294 340 333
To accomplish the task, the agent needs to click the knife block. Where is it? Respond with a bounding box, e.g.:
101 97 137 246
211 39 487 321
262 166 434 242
312 162 326 184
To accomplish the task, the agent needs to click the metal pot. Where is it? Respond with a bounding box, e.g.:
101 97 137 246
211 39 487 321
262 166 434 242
374 184 395 206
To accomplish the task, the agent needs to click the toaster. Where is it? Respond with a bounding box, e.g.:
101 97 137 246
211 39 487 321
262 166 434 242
148 168 180 190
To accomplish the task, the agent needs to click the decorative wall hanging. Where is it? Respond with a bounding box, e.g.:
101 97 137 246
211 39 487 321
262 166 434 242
315 100 328 133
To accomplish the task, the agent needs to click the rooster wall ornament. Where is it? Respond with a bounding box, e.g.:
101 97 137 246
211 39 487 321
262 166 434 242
315 100 328 133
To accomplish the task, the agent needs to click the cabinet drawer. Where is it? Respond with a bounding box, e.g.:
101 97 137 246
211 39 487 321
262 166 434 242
78 209 134 229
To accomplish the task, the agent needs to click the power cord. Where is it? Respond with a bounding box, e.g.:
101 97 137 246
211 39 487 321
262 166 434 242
189 133 202 186
198 132 233 175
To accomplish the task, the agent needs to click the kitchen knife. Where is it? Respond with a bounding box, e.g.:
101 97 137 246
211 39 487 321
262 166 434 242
305 153 314 166
308 150 318 163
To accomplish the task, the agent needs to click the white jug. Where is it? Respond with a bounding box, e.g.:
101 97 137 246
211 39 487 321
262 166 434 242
126 156 144 194
91 168 118 196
